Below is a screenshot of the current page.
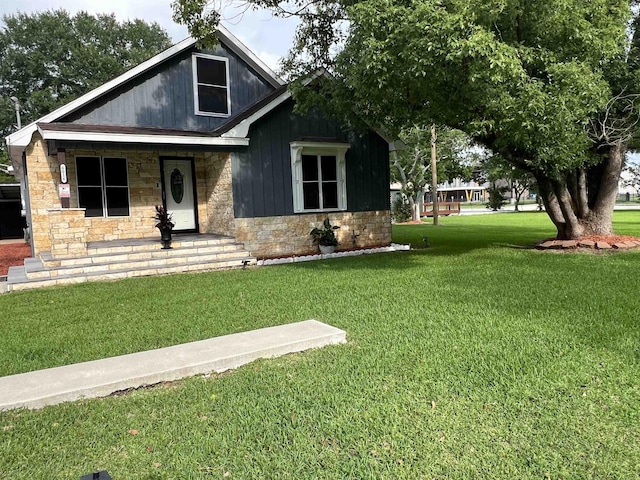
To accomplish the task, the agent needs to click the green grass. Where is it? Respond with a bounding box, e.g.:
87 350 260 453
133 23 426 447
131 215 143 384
1 212 639 479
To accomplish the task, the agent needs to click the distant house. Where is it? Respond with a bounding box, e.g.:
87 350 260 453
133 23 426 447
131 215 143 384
4 26 391 266
390 178 488 214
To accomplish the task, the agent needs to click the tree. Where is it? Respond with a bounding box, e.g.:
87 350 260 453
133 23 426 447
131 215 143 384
478 154 537 211
391 126 476 221
0 10 172 141
624 161 640 196
0 148 12 182
173 0 640 240
486 185 509 212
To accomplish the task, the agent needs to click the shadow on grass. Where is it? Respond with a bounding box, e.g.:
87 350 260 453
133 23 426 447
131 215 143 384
392 223 553 257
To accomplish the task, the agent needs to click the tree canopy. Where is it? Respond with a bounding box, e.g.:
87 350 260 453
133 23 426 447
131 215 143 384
0 10 172 140
175 1 640 239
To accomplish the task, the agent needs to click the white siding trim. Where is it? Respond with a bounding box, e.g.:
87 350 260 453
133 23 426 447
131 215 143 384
221 90 292 138
37 126 249 147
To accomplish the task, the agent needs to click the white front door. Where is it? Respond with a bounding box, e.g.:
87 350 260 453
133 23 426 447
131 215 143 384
163 158 196 231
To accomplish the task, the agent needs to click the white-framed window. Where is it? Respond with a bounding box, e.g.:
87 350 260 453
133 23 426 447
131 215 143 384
192 53 231 117
76 156 130 217
290 141 349 213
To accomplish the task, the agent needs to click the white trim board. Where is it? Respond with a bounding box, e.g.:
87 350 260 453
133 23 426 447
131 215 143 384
220 90 292 138
37 126 249 147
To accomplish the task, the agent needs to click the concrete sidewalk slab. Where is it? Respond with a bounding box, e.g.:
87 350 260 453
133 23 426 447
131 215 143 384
0 320 346 411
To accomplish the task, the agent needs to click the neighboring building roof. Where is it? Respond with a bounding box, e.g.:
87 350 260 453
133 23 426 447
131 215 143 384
5 24 283 151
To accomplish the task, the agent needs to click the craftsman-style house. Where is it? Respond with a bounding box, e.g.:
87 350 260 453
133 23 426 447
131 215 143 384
4 26 391 289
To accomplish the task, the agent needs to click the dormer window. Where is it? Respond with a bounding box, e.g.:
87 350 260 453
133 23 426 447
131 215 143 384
192 53 230 117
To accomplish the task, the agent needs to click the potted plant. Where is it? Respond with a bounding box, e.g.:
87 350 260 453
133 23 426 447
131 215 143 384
310 218 340 254
155 205 175 249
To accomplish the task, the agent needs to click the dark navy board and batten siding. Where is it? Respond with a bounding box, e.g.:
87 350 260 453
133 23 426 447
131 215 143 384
61 43 274 132
233 100 390 218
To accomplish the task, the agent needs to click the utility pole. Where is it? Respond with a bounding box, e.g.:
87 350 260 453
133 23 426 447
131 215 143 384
430 124 439 226
10 96 21 129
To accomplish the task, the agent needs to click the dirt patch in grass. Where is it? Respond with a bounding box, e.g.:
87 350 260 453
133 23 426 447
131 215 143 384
0 242 30 276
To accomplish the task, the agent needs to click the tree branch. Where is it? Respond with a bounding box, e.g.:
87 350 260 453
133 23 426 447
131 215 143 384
588 90 640 146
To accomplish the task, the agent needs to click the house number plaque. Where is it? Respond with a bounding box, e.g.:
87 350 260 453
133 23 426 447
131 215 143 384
60 164 68 183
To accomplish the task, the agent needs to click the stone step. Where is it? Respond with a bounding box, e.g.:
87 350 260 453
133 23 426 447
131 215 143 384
42 242 248 268
7 255 256 292
86 236 236 257
26 249 253 280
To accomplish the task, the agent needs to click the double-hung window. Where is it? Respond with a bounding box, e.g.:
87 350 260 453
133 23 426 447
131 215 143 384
76 156 130 217
290 142 349 213
192 53 230 116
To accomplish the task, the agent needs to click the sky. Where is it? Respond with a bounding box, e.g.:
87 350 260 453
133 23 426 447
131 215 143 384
0 0 299 71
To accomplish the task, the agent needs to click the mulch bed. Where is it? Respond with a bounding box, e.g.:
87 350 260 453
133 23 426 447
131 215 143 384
537 235 640 252
0 242 31 276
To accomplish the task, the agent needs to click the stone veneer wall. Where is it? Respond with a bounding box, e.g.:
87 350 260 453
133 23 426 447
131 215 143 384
234 211 392 258
198 153 234 236
26 134 65 255
25 133 229 257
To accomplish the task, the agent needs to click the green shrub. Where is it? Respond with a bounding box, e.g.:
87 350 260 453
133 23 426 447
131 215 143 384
392 197 412 222
486 185 509 211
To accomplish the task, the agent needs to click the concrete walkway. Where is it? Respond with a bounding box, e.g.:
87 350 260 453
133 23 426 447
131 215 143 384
0 320 346 411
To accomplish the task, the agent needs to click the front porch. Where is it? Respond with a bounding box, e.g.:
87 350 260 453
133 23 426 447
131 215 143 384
6 233 255 292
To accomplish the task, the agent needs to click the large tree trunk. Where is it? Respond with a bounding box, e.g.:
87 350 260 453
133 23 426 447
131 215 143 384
535 143 625 239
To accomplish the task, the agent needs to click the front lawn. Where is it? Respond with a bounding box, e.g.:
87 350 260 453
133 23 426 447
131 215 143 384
1 212 639 479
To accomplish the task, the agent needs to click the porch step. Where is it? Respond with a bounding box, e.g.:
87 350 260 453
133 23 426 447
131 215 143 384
7 255 255 292
40 242 248 269
86 235 238 257
5 234 256 292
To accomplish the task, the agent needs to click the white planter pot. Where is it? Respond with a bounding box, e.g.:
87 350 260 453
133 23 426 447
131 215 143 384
319 245 335 254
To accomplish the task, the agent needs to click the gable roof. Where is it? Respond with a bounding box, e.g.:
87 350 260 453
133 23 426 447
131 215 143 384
5 25 283 150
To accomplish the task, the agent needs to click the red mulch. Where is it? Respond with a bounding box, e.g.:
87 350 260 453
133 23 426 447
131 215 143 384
578 234 639 243
0 242 30 276
541 234 640 244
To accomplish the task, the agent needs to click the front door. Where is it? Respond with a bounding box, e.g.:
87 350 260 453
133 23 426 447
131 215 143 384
161 158 197 232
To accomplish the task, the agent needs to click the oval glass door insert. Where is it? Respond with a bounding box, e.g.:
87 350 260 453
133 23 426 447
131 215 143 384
170 168 184 203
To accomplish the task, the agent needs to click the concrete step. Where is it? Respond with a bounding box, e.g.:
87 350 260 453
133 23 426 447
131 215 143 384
7 255 256 292
0 320 347 411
